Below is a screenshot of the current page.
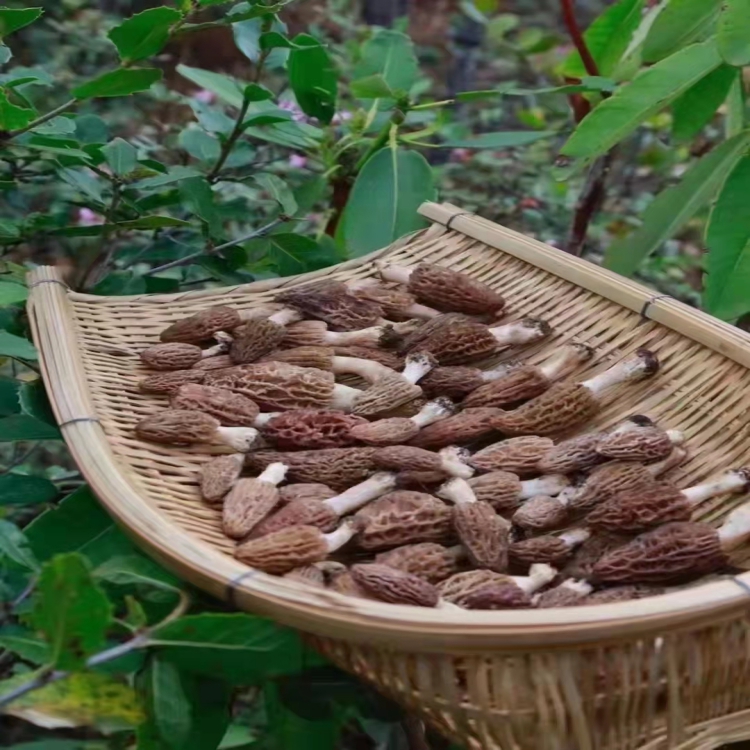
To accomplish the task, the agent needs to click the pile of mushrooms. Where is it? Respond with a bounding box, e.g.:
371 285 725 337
134 261 750 610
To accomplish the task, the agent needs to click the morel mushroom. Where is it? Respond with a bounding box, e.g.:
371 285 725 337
333 345 403 370
419 362 518 399
260 410 368 450
509 528 591 569
235 521 357 574
463 344 594 408
595 419 685 463
563 531 631 580
192 354 234 372
512 487 578 531
171 384 261 427
409 407 503 450
373 445 474 479
533 579 594 608
223 463 287 539
467 470 569 513
200 453 244 504
586 469 750 533
593 501 750 585
350 398 455 446
260 345 402 371
437 569 515 606
249 472 397 537
139 369 205 395
160 305 249 344
229 309 302 364
375 543 464 583
246 447 377 491
453 564 557 610
438 477 511 572
278 483 335 504
585 584 663 603
469 436 555 475
349 563 443 607
491 349 660 436
282 320 407 349
379 262 506 316
346 278 440 320
140 339 230 371
135 409 259 451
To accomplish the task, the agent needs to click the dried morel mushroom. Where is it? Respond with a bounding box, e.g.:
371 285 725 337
259 346 337 370
373 445 474 479
278 483 335 504
346 278 440 321
379 262 506 316
375 543 464 583
438 477 511 572
467 470 569 513
136 409 259 452
200 453 244 504
419 362 518 399
463 345 594 408
235 521 357 574
350 398 455 446
453 564 557 610
562 531 631 581
139 369 206 395
491 349 660 436
408 407 502 450
160 305 248 344
141 339 230 371
512 487 578 531
585 584 663 604
229 309 302 365
533 579 594 608
593 501 750 585
586 469 750 533
595 420 685 463
332 345 403 370
469 436 555 476
260 410 368 450
171 384 260 427
509 528 591 570
349 563 442 607
282 319 408 349
222 463 287 539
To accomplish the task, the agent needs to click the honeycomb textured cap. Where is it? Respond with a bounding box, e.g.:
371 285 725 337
160 306 242 343
408 263 505 315
538 432 604 474
199 453 244 504
262 410 367 450
171 383 260 427
235 525 329 574
467 471 523 511
136 409 219 445
461 583 532 610
453 502 509 572
409 407 501 449
470 436 554 475
222 477 281 539
249 498 339 538
141 342 203 370
437 570 514 605
229 318 288 364
139 369 206 395
375 543 463 583
351 563 440 607
278 483 336 504
462 366 550 408
409 318 499 365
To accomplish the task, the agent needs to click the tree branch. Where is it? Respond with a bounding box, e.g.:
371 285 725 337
560 0 599 77
1 100 78 142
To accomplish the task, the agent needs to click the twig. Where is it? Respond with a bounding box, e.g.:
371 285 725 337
1 100 78 142
79 181 124 290
560 0 599 77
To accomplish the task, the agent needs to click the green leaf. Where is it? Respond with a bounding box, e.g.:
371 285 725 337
0 376 19 415
248 234 337 277
141 657 192 748
19 378 57 428
0 330 37 360
75 115 109 144
0 88 34 130
288 34 337 124
31 116 76 136
0 474 58 506
0 7 43 38
59 167 104 204
252 173 298 216
558 0 644 78
0 672 144 731
726 75 746 137
116 216 191 230
150 613 309 684
176 64 244 109
605 131 750 275
260 31 295 50
0 626 51 663
134 165 202 190
72 68 162 100
179 126 221 162
351 74 394 99
0 415 59 440
344 147 436 257
93 555 180 595
233 17 290 69
179 177 221 236
561 40 723 163
28 553 112 669
643 0 721 62
244 82 274 101
108 7 182 63
441 130 555 148
0 279 27 306
705 155 750 318
672 65 738 141
718 0 750 66
0 520 39 571
354 29 418 94
91 270 146 296
102 138 137 176
0 44 10 64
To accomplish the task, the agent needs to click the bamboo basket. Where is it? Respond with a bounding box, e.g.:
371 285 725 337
27 201 750 750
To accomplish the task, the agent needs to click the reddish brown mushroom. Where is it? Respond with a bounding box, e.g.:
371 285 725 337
469 436 555 475
442 564 556 609
160 305 247 344
228 308 302 364
278 483 335 504
259 410 368 450
467 470 569 513
139 369 206 395
349 563 442 607
509 528 591 570
346 278 440 321
170 384 261 427
375 543 465 583
373 445 474 479
141 338 230 371
199 453 244 504
408 407 502 450
222 463 287 539
512 487 578 531
533 579 594 608
419 362 519 399
350 398 455 446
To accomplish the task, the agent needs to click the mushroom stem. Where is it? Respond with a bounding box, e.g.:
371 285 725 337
324 521 359 553
437 477 478 505
379 264 413 285
666 429 685 445
559 528 591 547
326 472 397 516
538 344 594 381
582 349 659 398
329 383 365 410
403 302 441 319
647 447 689 476
682 469 750 507
268 308 303 326
559 579 594 595
323 326 387 346
410 398 455 428
257 462 288 486
402 353 435 384
438 447 475 479
215 426 260 452
331 356 393 383
203 339 231 358
512 563 557 594
253 412 281 428
489 318 551 346
480 362 521 382
520 474 569 498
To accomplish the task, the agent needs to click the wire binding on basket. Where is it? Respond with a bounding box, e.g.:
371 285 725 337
640 294 673 319
729 576 750 597
28 279 70 290
226 569 261 608
445 211 475 230
59 416 101 428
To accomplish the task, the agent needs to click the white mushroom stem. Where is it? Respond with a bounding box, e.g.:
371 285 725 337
682 470 750 508
558 527 591 548
257 462 288 487
379 264 413 285
324 521 359 553
410 398 455 428
538 345 593 381
438 447 475 479
324 472 397 516
215 426 259 452
253 412 281 428
436 599 465 610
489 318 550 346
210 331 234 350
331 356 394 383
479 361 521 382
666 429 685 445
582 350 658 398
438 477 478 504
511 563 557 594
402 353 435 384
519 474 569 499
532 578 593 606
323 325 388 346
647 447 688 476
268 307 303 326
329 383 366 411
346 279 440 319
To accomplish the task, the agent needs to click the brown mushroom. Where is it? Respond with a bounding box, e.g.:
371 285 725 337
463 344 594 408
379 262 506 316
512 487 578 531
235 520 357 574
349 563 441 607
350 398 455 446
409 407 503 450
467 470 569 513
259 345 402 371
509 528 591 569
437 477 511 572
332 345 403 370
442 564 556 609
282 319 408 349
375 543 464 583
135 409 259 451
373 445 474 479
192 354 234 372
222 463 287 539
199 453 244 504
593 501 750 585
139 369 206 395
140 338 230 371
229 308 302 364
346 278 440 320
469 436 555 475
585 584 664 604
533 579 594 608
260 410 368 450
170 384 261 427
278 483 336 504
563 531 631 580
160 305 247 344
491 349 660 436
419 362 519 399
586 469 750 533
595 421 685 463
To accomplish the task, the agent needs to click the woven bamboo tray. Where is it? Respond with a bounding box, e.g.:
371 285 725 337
27 201 750 750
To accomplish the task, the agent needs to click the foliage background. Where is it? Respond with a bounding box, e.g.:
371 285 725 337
1 0 749 747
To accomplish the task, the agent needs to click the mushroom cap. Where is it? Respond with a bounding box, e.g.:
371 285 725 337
375 543 462 583
276 281 384 331
491 382 600 436
469 436 555 475
373 446 442 473
419 366 485 398
141 342 204 370
463 365 551 408
535 585 590 608
537 433 604 474
350 417 421 446
235 525 329 574
283 565 327 588
592 522 724 585
586 482 689 533
467 471 523 512
139 369 206 395
332 345 403 370
408 263 505 315
398 313 473 354
136 409 219 445
570 462 656 514
461 583 533 610
409 407 501 449
356 491 454 550
351 376 423 418
350 563 440 606
246 447 377 491
199 453 244 504
509 536 575 569
563 532 631 580
349 283 419 322
192 354 234 372
278 483 336 504
453 502 509 572
160 306 242 343
229 319 288 364
586 585 664 604
259 346 335 370
262 409 367 450
328 570 375 599
596 426 675 462
250 498 339 538
437 570 513 605
512 495 569 531
171 383 260 427
409 318 499 365
222 477 282 539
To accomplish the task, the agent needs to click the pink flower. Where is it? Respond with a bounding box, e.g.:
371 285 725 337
450 148 471 163
193 89 216 104
331 111 353 124
279 99 307 122
288 154 308 169
77 208 102 227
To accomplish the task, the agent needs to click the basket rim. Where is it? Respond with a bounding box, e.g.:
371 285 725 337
26 201 750 650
